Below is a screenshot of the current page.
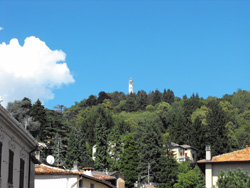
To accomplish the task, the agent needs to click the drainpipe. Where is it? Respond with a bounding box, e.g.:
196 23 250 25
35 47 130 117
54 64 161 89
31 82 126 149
28 146 39 188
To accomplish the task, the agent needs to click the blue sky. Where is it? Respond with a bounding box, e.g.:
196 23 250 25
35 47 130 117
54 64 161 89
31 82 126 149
0 0 250 109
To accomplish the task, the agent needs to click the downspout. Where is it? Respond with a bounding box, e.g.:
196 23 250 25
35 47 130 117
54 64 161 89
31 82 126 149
28 146 38 188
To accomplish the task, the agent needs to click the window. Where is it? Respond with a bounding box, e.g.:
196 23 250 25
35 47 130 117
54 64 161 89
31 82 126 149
79 179 83 188
19 159 25 188
8 150 14 184
0 142 2 177
91 183 95 188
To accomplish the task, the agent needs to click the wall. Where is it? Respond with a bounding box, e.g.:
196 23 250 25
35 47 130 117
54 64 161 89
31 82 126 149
0 108 36 188
82 177 111 188
35 175 78 188
211 162 250 187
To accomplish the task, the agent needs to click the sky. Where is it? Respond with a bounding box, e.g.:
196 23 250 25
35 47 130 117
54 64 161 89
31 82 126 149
0 0 250 109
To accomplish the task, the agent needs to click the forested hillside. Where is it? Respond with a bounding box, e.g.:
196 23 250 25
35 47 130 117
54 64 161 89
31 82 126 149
6 89 250 187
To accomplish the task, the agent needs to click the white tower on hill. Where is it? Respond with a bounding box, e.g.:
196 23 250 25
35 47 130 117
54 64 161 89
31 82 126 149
129 78 133 94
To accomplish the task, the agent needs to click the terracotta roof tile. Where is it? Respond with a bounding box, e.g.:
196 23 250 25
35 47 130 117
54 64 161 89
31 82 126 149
93 174 116 180
197 147 250 163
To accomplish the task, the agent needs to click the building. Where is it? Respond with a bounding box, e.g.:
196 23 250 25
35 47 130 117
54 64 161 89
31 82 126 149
0 105 38 188
35 164 116 188
197 145 250 188
171 142 198 163
93 171 125 188
129 78 133 94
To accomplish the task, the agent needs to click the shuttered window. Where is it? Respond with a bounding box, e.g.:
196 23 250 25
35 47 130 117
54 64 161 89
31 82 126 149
19 159 25 188
8 150 14 184
0 142 2 177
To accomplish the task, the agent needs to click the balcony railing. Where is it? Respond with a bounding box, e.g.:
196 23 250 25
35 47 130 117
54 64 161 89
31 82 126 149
178 155 190 162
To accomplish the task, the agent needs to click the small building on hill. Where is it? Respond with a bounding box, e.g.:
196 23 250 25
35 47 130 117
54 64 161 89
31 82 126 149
171 142 198 163
0 105 38 188
197 145 250 188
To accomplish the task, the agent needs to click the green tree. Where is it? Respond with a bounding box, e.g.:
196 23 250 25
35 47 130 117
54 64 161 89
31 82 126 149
136 121 162 183
94 107 113 170
205 100 230 156
217 169 250 188
152 89 162 106
162 89 175 105
31 99 47 141
65 128 93 169
119 134 139 188
136 90 148 110
173 163 205 188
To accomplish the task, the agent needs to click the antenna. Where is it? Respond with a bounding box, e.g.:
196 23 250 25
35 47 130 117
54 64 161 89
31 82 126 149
46 155 55 165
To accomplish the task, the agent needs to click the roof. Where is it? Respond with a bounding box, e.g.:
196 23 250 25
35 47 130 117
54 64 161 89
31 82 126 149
197 147 250 164
93 174 117 180
0 105 37 149
35 164 116 188
197 146 250 174
171 142 198 151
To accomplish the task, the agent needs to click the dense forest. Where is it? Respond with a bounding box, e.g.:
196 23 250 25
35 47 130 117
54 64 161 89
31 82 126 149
6 89 250 187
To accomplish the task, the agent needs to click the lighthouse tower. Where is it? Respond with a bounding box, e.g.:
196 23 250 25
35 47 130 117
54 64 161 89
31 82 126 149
129 78 133 94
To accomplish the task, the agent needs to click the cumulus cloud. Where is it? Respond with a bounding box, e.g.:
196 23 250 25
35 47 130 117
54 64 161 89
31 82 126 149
0 36 75 107
0 27 3 31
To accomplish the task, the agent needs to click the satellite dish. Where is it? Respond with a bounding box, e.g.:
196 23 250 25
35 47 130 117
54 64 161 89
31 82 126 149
46 155 55 165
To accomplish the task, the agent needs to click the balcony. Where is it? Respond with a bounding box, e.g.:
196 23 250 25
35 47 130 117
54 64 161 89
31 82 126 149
178 155 190 163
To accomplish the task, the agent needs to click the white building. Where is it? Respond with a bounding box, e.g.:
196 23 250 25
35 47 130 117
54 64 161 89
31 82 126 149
197 145 250 188
171 142 198 163
35 164 116 188
0 105 38 188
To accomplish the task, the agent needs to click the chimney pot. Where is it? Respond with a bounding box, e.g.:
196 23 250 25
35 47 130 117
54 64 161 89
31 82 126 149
206 145 211 161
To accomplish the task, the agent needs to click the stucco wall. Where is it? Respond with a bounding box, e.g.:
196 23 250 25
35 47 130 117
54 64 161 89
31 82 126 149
0 111 35 188
211 162 250 187
82 177 111 188
35 175 78 188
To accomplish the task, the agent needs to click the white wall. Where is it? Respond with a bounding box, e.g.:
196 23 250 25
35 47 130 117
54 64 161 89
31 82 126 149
35 175 78 188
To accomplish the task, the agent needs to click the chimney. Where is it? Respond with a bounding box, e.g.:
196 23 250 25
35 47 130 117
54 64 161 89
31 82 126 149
247 145 249 153
72 161 78 172
82 167 94 176
206 145 211 161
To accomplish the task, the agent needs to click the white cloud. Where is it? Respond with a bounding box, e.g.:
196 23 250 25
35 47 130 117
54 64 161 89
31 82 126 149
0 36 75 107
0 27 3 31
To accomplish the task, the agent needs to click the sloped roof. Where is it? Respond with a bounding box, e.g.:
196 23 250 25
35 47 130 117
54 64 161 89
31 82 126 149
93 174 117 180
197 147 250 164
35 164 116 188
197 147 250 174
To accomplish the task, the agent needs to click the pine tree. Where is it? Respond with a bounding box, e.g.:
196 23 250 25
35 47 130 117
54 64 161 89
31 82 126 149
65 128 93 169
162 89 175 105
136 121 162 183
31 99 47 141
94 107 113 170
119 134 139 188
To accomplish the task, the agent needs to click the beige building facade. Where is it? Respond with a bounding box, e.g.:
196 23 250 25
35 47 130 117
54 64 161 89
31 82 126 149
197 146 250 188
0 105 38 188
